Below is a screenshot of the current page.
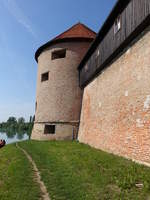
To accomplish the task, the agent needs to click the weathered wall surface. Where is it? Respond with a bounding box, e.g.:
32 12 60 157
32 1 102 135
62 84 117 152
32 41 91 140
32 123 74 140
78 28 150 164
35 41 91 123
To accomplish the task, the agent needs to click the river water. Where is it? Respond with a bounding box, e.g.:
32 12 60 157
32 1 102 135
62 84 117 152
0 132 29 144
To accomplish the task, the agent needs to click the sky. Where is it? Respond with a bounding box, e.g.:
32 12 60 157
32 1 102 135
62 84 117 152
0 0 117 122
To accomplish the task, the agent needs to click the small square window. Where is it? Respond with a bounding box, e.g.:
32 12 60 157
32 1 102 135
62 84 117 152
52 49 66 60
41 72 49 82
114 16 121 34
44 125 55 134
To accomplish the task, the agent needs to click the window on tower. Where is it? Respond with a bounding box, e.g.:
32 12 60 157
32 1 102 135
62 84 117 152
35 101 37 111
51 49 66 60
44 125 55 134
41 72 49 82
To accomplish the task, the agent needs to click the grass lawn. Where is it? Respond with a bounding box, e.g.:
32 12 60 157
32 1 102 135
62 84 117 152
0 144 40 200
19 140 150 200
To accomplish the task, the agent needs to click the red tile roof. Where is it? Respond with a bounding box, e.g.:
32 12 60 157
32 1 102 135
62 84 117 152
35 23 96 62
52 23 96 41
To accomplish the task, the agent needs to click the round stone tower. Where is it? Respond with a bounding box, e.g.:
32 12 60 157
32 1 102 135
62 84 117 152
31 23 96 140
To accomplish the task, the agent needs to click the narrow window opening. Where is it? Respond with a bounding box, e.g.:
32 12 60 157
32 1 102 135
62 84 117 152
85 64 88 72
114 15 121 34
44 125 55 134
41 72 49 82
35 102 37 111
52 49 66 60
95 49 100 66
96 49 100 57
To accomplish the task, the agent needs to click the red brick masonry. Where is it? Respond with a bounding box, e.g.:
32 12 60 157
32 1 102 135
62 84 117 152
78 28 150 164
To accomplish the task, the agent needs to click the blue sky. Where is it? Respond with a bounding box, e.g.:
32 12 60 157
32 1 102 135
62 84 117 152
0 0 117 122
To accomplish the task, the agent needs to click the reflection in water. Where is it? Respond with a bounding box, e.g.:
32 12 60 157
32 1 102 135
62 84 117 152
5 129 16 139
17 132 24 140
0 131 29 144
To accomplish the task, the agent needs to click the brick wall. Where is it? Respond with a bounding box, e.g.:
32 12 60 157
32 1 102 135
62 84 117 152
31 41 92 140
78 27 150 164
35 41 91 123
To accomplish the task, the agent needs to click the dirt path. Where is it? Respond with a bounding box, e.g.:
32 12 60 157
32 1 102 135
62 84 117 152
16 143 50 200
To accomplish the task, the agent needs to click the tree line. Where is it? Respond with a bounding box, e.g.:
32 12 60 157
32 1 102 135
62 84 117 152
0 116 34 138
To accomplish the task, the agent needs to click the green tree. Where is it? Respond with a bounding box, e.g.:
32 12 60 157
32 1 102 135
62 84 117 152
18 117 25 124
29 116 32 123
7 117 17 124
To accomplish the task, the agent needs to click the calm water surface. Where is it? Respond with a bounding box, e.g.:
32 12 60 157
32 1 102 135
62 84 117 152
0 132 29 144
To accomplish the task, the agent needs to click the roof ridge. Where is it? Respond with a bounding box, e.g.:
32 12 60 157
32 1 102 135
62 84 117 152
77 23 97 35
52 22 96 41
52 23 81 41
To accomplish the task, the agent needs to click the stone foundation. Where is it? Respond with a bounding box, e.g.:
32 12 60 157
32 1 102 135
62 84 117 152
31 122 79 141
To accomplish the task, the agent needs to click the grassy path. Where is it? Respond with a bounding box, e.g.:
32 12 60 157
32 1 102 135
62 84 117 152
0 143 40 200
16 143 50 200
1 141 150 200
20 140 150 200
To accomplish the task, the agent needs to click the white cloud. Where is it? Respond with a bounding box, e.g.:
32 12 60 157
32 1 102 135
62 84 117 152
2 0 37 39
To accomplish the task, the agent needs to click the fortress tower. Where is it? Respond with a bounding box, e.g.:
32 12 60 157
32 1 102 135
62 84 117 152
31 23 96 140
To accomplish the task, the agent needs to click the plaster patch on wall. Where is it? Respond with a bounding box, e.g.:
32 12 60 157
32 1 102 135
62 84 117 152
125 132 132 144
126 132 132 139
126 48 131 55
126 135 132 140
125 91 129 97
85 64 88 72
137 75 141 81
99 102 102 108
143 95 150 111
136 119 144 128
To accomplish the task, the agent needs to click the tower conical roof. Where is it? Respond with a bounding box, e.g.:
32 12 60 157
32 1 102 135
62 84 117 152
35 23 96 62
52 23 96 41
